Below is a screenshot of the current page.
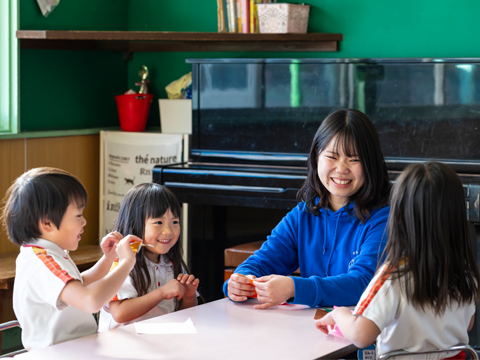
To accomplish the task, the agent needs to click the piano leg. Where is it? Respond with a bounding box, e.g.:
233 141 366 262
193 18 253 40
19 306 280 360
190 205 228 303
470 223 480 350
212 205 228 301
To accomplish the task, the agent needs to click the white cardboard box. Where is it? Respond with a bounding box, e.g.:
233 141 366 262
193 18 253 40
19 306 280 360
159 99 192 134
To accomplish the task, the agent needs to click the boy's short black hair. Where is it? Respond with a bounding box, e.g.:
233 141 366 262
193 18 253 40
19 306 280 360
1 167 88 245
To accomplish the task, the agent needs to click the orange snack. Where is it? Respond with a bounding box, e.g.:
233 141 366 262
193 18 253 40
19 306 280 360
129 240 142 253
110 240 142 272
248 278 257 298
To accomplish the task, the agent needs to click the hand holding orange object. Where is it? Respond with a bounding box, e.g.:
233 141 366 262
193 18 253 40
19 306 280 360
252 275 295 310
115 236 137 265
109 234 143 271
100 231 124 261
129 238 154 253
248 278 257 298
227 273 257 302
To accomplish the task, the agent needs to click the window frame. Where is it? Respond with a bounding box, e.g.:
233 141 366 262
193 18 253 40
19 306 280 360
0 0 18 134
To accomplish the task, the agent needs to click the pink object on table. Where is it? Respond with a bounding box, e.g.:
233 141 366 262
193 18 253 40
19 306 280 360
327 306 353 338
328 324 344 338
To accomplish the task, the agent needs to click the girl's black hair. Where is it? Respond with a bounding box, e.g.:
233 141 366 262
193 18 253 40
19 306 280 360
297 109 391 222
2 167 87 245
384 162 480 314
114 183 189 297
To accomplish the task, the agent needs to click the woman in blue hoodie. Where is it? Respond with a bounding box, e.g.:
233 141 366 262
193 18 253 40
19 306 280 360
224 109 391 309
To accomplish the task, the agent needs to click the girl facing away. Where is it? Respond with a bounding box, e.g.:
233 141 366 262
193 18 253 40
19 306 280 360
99 183 199 331
224 108 392 309
316 162 480 359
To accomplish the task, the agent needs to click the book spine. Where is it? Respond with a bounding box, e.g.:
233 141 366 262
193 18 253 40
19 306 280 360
223 0 230 33
228 0 237 33
241 0 250 33
250 0 255 33
217 0 226 33
255 0 260 32
236 0 242 34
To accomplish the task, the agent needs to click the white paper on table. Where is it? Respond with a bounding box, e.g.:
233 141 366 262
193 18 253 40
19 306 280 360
36 0 60 17
134 318 197 335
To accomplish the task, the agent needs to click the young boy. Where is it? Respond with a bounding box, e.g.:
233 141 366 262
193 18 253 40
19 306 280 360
1 167 140 351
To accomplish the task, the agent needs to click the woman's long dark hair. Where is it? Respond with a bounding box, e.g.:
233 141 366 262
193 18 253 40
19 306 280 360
384 162 480 314
114 183 189 296
297 109 391 222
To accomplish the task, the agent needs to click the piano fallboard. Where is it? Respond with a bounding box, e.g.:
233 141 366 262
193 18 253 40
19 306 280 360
153 162 306 209
154 160 480 221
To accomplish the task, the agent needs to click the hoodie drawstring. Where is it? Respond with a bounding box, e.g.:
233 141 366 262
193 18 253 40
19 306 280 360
323 214 327 255
324 212 341 277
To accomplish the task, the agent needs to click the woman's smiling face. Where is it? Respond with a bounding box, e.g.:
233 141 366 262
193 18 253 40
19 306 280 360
317 135 365 212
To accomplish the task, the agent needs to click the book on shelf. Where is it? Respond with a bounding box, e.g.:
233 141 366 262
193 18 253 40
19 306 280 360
223 0 230 32
240 0 250 34
227 0 237 33
236 0 242 33
250 0 256 33
217 0 276 33
217 0 226 33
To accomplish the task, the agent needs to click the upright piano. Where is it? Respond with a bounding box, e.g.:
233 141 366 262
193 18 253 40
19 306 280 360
153 58 480 348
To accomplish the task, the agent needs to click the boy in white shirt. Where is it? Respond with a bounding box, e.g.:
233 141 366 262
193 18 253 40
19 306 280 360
1 167 139 351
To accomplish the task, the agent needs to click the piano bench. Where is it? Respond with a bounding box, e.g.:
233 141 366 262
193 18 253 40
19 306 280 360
224 241 300 283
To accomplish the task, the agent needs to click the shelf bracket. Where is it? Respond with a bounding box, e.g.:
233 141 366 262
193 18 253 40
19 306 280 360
123 51 133 62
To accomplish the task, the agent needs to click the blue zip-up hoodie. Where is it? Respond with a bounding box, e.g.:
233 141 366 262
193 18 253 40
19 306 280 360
223 201 390 307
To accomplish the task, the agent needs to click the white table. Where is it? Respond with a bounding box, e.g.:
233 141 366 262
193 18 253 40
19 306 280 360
16 298 356 360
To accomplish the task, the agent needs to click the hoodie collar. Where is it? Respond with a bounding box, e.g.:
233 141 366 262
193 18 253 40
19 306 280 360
318 201 354 216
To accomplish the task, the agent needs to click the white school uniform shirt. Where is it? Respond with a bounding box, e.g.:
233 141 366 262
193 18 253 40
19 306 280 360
355 263 475 360
99 254 177 331
13 239 98 351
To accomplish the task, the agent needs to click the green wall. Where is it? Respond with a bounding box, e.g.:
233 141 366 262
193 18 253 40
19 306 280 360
18 0 480 131
19 0 128 132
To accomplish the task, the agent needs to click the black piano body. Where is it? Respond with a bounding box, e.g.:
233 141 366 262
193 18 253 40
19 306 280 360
153 58 480 348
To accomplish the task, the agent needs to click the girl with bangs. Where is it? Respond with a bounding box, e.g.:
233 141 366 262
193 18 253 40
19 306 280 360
99 183 199 331
224 109 391 309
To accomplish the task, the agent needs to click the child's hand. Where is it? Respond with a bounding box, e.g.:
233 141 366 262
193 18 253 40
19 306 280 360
115 236 138 266
315 311 336 335
177 274 199 298
159 278 186 301
227 273 257 301
252 275 295 310
100 231 123 261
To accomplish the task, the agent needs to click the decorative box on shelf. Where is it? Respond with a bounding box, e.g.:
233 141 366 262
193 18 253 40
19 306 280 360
257 3 310 34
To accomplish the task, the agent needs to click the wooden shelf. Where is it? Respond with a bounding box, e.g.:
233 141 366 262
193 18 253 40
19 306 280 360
16 30 342 52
